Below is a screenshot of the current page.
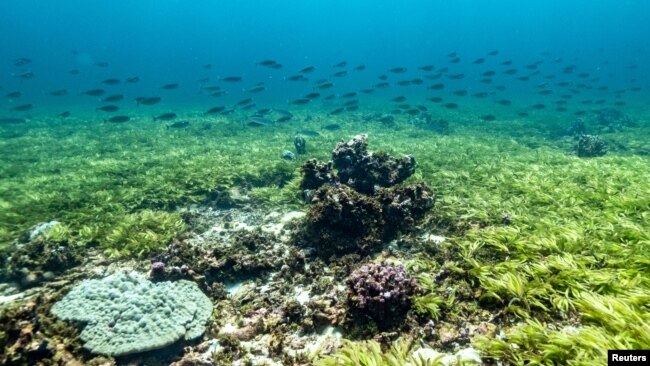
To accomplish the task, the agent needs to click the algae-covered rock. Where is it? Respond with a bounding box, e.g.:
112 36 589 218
51 273 213 356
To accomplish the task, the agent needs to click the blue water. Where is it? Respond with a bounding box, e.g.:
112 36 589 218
1 0 649 112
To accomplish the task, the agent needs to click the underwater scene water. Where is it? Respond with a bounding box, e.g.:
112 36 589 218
1 0 649 365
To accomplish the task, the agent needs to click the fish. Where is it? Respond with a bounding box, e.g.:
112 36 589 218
374 82 389 88
329 107 345 115
257 59 278 67
203 64 212 69
126 76 140 83
58 111 70 118
472 92 489 98
11 104 33 111
102 94 124 102
220 76 242 82
276 116 292 122
378 75 388 80
354 65 366 71
287 75 308 81
270 63 283 69
96 105 119 112
296 129 320 137
341 92 357 98
135 96 161 106
392 96 407 102
406 109 420 115
82 89 105 96
69 69 80 75
323 123 341 130
473 58 485 64
480 78 493 84
210 91 227 97
160 83 179 90
168 121 190 128
14 72 34 79
94 62 109 68
205 106 226 114
241 103 256 110
501 60 513 65
397 80 412 86
449 57 461 63
314 82 334 89
300 66 316 73
447 73 465 80
291 98 310 105
154 113 177 121
531 103 546 109
237 98 253 106
343 99 359 107
428 83 445 90
332 71 348 77
411 78 423 85
333 61 347 68
13 58 32 66
346 105 359 111
0 117 26 124
453 90 468 96
488 50 499 56
427 97 443 103
389 67 407 73
324 94 336 100
247 116 273 127
443 103 458 109
304 92 320 99
49 89 68 96
496 99 512 106
503 69 517 75
274 109 293 118
257 108 272 115
102 78 120 85
418 65 435 71
246 85 266 93
480 114 496 121
482 71 496 76
5 91 22 99
107 116 130 123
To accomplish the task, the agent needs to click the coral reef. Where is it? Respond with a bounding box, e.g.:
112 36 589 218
299 159 336 191
51 273 213 356
346 262 419 330
593 108 636 132
575 134 608 157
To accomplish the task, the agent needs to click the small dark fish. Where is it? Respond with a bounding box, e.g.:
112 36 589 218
304 92 320 99
0 117 26 124
247 116 273 127
160 83 179 90
473 58 485 64
501 60 513 65
276 116 292 122
14 72 34 79
206 106 226 114
343 99 359 107
274 109 293 118
94 62 109 68
329 107 345 115
397 80 412 86
297 129 320 137
257 108 272 115
97 105 119 112
448 73 465 80
334 61 347 68
496 99 512 106
324 123 341 130
210 91 227 97
82 88 105 96
102 94 124 102
397 104 411 110
332 71 348 77
354 65 366 71
13 58 32 66
448 52 458 57
102 78 120 85
287 74 308 81
5 91 22 99
378 74 388 80
482 70 496 76
443 103 458 109
487 50 499 56
418 65 435 71
449 57 461 63
518 76 530 81
374 82 389 88
126 76 140 83
135 96 161 106
203 64 212 69
473 92 489 98
58 111 70 118
428 83 445 90
49 89 68 96
427 97 443 103
324 94 336 100
257 59 278 67
168 121 190 128
531 103 546 109
537 89 553 95
392 96 407 102
453 90 468 96
416 105 428 111
300 66 316 73
503 69 517 75
154 113 177 121
241 103 256 110
480 114 496 121
291 98 310 105
518 112 530 117
246 85 266 93
12 104 33 111
107 115 130 123
406 109 420 115
220 76 242 82
314 82 334 89
480 78 493 84
389 67 407 73
341 92 357 98
237 98 253 106
69 69 80 75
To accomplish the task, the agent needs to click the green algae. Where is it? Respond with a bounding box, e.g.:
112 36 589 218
1 107 649 364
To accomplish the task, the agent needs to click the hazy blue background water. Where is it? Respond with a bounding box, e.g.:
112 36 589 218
1 0 648 111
